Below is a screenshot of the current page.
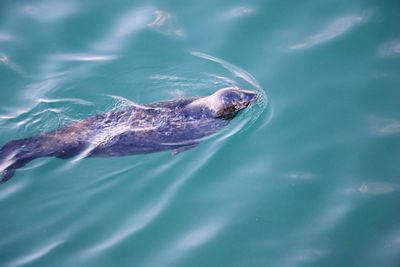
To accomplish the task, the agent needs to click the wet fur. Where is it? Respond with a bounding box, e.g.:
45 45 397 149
0 88 256 183
0 97 227 183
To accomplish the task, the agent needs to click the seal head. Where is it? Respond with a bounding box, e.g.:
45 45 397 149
185 87 258 119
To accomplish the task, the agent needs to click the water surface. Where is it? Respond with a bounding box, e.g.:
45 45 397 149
1 0 400 266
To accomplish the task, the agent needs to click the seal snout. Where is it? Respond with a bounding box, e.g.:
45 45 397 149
241 90 258 106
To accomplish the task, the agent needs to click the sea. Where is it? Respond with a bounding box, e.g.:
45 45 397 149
0 0 400 266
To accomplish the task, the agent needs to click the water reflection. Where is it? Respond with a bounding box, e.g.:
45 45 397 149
358 182 396 195
93 7 153 51
369 116 400 136
219 6 255 20
83 141 225 258
290 15 367 50
0 180 25 201
378 40 400 57
10 240 63 267
0 32 14 42
2 0 397 266
0 55 25 75
52 53 118 62
21 1 78 22
148 10 185 37
290 248 329 264
93 6 184 52
149 219 225 266
287 171 316 181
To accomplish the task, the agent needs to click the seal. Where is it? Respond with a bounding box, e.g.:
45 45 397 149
0 87 257 183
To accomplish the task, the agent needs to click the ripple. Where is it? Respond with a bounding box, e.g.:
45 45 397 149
145 51 269 138
0 54 25 75
378 40 400 57
276 197 353 267
93 6 185 52
217 5 256 22
37 97 93 106
0 1 398 266
0 180 26 200
0 32 14 42
0 97 94 136
148 74 231 96
52 53 118 62
93 7 154 51
358 182 396 195
287 171 316 181
23 79 62 102
377 229 400 260
191 51 264 93
84 166 187 255
376 122 400 135
191 51 268 130
9 240 63 267
0 55 9 63
147 10 185 37
288 248 329 265
229 6 255 17
85 199 167 254
369 116 400 136
176 221 222 249
318 203 352 232
147 218 226 267
21 1 78 22
290 14 367 50
82 136 224 258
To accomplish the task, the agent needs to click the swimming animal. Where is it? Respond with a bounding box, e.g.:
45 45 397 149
0 87 257 183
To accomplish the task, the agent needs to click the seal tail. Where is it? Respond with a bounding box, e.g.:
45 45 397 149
0 136 53 183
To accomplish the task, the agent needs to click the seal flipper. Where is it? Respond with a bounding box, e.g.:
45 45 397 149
1 169 15 184
0 136 57 183
0 157 34 183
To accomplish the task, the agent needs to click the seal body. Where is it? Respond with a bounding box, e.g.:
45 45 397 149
0 87 257 183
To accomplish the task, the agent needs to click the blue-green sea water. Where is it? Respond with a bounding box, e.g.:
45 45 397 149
1 0 400 266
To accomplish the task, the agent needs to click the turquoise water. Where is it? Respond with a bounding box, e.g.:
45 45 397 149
1 0 400 266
